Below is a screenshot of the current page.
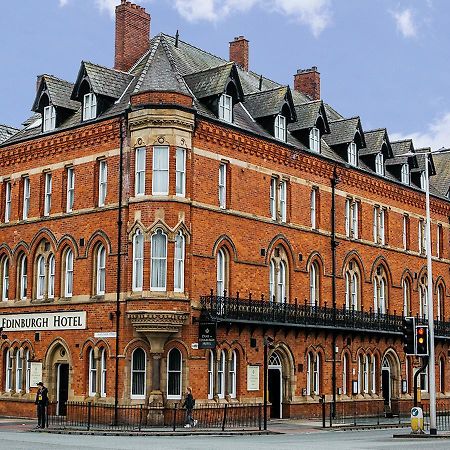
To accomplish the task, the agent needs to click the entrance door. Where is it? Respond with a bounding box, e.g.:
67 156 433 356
268 352 283 419
57 363 69 416
381 357 391 407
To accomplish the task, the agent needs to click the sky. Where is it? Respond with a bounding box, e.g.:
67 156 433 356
1 0 450 150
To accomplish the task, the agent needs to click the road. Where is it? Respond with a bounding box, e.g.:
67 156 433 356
0 419 449 450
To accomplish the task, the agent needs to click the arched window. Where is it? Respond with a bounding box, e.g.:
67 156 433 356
48 254 55 299
403 278 411 316
88 348 97 397
131 348 146 399
174 232 185 293
229 350 237 399
132 230 144 292
419 276 428 319
18 254 27 300
373 267 388 314
363 355 369 394
278 261 286 303
307 352 320 395
437 284 445 321
358 354 364 394
218 350 225 399
310 261 320 306
100 348 107 398
150 229 167 291
5 349 13 392
342 353 349 395
269 246 289 303
216 248 228 296
25 349 31 393
1 258 9 301
370 355 376 394
208 350 214 400
64 249 74 298
345 262 360 310
309 127 320 153
96 245 106 295
36 255 46 300
15 350 23 393
375 152 384 176
167 348 182 400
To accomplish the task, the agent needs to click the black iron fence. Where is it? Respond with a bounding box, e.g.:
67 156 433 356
424 400 450 431
47 401 262 432
200 293 450 338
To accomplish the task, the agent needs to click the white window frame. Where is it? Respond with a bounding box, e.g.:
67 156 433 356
25 349 31 393
280 180 287 223
403 215 408 250
98 160 107 207
100 348 107 398
1 259 9 301
401 163 410 185
15 350 23 393
342 354 348 395
88 348 97 397
419 219 426 254
135 147 146 196
23 176 30 220
420 171 426 190
437 225 442 258
43 105 56 132
277 260 287 304
270 177 277 220
4 180 11 223
167 348 182 400
403 278 411 316
310 188 317 229
310 262 318 306
152 146 169 196
219 93 232 123
313 353 320 395
19 255 27 300
347 142 358 166
375 152 384 176
36 255 45 300
217 350 225 399
132 230 144 292
373 206 385 245
150 229 167 292
309 127 320 153
174 232 185 293
44 172 52 216
218 163 227 209
96 245 106 296
48 254 55 299
130 348 146 400
66 167 75 212
274 114 286 142
269 259 275 302
175 148 186 197
230 350 237 399
64 249 74 298
83 92 97 121
5 349 13 392
208 350 214 399
346 199 358 239
216 248 226 296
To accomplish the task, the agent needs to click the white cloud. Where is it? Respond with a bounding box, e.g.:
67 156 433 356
391 112 450 151
391 8 417 38
95 0 121 18
172 0 331 37
58 0 69 6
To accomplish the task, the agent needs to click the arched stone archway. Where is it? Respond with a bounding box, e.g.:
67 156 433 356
381 350 401 410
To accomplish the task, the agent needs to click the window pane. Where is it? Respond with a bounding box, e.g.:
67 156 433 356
151 230 167 290
152 146 169 194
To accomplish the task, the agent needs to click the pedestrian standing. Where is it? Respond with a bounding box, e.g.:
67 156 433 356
35 381 49 429
183 386 197 428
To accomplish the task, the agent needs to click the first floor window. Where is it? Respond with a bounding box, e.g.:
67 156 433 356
19 255 27 300
152 146 169 195
88 348 97 397
48 254 55 299
135 147 146 196
98 160 107 206
167 348 182 399
1 258 9 301
403 278 411 316
36 255 45 299
44 172 52 216
310 262 319 306
345 198 358 238
218 163 227 209
66 167 75 212
4 180 11 223
131 348 146 399
132 230 144 292
174 232 185 292
310 188 317 229
151 229 167 291
64 249 74 297
216 248 228 296
175 148 186 196
23 176 30 220
345 265 360 310
96 245 106 295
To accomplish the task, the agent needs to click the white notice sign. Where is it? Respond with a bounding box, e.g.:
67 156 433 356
247 365 260 391
0 311 86 331
30 362 43 388
94 332 117 339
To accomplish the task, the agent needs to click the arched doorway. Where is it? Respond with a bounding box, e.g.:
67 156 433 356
46 342 71 416
381 356 391 407
381 351 400 413
268 352 282 418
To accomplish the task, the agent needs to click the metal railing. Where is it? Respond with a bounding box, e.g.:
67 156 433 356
424 400 450 431
200 293 450 338
47 401 262 432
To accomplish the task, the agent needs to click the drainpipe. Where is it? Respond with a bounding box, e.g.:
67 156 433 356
114 115 126 426
331 166 340 419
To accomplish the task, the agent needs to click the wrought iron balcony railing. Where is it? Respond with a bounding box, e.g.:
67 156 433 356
200 293 450 339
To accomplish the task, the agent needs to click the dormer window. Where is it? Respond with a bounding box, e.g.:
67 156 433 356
43 105 56 132
447 188 450 200
401 163 410 185
83 93 97 121
420 171 426 190
274 115 287 142
375 152 384 176
347 142 357 166
219 94 232 123
309 127 320 153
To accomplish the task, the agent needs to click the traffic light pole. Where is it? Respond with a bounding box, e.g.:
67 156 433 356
413 356 428 407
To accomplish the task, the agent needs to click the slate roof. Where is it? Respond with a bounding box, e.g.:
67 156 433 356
32 75 79 112
387 140 418 168
243 86 295 120
0 125 19 144
288 100 329 133
430 153 450 197
323 117 364 147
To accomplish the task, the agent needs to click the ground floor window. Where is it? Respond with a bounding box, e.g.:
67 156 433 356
131 348 146 399
167 348 182 400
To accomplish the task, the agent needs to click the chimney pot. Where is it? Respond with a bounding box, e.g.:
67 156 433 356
115 1 151 72
229 35 249 72
294 66 320 100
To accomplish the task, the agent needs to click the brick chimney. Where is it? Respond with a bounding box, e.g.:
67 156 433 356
294 67 320 100
114 0 151 72
229 36 249 71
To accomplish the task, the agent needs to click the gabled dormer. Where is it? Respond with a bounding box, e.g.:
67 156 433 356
32 75 79 133
359 128 394 177
288 98 330 153
412 149 436 190
243 86 296 143
386 139 418 186
184 62 244 124
323 117 365 167
71 61 133 122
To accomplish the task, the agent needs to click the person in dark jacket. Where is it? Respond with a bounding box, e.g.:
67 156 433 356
35 381 49 428
182 386 197 428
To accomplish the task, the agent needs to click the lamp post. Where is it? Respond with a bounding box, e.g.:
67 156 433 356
403 147 449 435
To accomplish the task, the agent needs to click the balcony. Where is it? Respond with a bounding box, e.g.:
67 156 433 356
200 293 450 339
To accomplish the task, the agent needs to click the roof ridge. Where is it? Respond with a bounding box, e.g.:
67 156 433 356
41 74 74 85
82 60 131 76
365 127 386 133
391 138 412 144
329 116 360 123
133 35 162 93
245 85 288 97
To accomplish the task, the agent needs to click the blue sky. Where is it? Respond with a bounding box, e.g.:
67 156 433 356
1 0 450 149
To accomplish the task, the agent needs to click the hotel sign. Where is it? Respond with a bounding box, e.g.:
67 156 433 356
0 311 86 331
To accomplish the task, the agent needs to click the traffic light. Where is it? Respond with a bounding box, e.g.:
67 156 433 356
402 317 415 355
415 325 429 356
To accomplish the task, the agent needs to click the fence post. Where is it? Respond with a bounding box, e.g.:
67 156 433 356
87 402 92 431
222 403 228 431
258 403 262 431
139 404 143 432
172 403 178 431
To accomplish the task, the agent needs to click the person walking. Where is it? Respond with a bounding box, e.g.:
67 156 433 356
35 381 49 429
183 387 197 428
